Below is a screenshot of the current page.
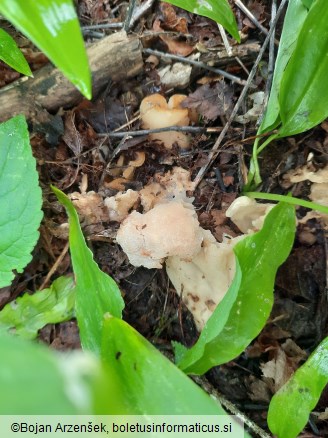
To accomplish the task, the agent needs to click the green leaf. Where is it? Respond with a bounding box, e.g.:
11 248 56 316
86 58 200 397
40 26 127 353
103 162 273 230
301 0 314 9
246 0 308 189
163 0 240 42
0 0 91 99
175 202 296 375
0 276 75 340
268 336 328 438
0 28 32 76
0 332 94 414
258 0 308 135
101 315 236 417
0 115 43 288
52 186 124 355
277 0 328 137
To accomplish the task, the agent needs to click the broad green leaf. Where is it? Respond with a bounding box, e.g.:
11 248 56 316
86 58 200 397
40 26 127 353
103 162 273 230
277 0 328 137
52 186 124 355
0 116 43 288
246 0 308 188
301 0 314 9
0 0 91 99
258 0 308 134
268 336 328 438
163 0 240 42
0 331 121 414
0 276 75 340
0 28 32 76
101 315 240 418
175 202 295 375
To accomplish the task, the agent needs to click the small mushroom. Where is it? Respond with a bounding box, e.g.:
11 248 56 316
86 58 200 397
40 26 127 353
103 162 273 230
104 189 139 222
140 93 190 149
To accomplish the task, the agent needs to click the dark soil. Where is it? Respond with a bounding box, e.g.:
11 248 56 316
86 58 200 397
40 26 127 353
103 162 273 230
0 1 327 436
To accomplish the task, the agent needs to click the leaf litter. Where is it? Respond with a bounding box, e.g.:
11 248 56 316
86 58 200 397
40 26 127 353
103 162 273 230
1 0 328 435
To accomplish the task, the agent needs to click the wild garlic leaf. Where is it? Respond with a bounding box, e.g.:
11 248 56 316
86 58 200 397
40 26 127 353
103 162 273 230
0 28 32 76
163 0 240 42
268 336 328 438
101 315 246 424
52 186 124 355
277 0 328 137
0 115 43 288
0 276 75 340
301 0 314 9
175 202 295 375
0 332 114 414
0 0 91 99
258 0 308 134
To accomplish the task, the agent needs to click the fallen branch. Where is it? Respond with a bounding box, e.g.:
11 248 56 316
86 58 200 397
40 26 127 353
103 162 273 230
0 31 143 122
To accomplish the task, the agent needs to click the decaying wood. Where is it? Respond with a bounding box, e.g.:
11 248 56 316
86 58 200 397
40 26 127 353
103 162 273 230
205 41 261 68
0 31 143 122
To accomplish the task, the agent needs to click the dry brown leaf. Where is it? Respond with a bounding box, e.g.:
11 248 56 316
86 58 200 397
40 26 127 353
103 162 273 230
63 111 85 156
159 3 189 33
261 347 293 393
153 19 194 56
181 81 234 121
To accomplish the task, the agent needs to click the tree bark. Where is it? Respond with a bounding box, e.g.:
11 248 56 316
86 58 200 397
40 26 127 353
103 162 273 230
0 31 143 122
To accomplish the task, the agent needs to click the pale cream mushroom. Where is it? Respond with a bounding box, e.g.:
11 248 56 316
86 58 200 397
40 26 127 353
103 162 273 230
104 189 139 222
226 196 274 234
166 230 243 330
116 201 203 269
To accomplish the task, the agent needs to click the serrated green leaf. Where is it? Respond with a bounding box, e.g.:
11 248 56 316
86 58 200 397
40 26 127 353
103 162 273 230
0 276 75 340
258 0 308 134
0 331 118 414
277 0 328 137
0 28 32 76
268 336 328 438
175 202 296 375
0 0 91 99
163 0 240 42
0 115 43 288
52 186 124 355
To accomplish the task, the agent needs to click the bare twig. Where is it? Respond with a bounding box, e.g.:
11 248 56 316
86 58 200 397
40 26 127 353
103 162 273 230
97 125 224 138
257 0 277 127
193 0 288 188
82 30 105 38
192 376 272 438
143 48 251 87
129 0 155 29
266 1 277 98
217 24 233 56
39 242 70 291
124 0 138 31
234 0 278 44
82 23 123 30
97 126 227 138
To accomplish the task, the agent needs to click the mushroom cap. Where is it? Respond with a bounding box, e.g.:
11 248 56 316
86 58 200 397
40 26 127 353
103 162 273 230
116 201 203 269
140 93 190 149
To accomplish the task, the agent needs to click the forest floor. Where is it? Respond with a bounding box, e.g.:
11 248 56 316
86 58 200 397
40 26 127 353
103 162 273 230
0 1 327 436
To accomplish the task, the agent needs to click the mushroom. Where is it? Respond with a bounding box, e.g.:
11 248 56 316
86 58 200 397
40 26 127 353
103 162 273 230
104 189 139 222
140 93 190 149
225 196 274 234
166 230 243 330
116 200 203 269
